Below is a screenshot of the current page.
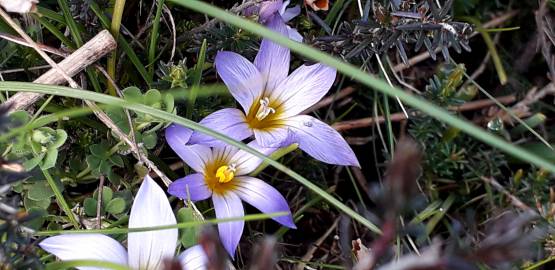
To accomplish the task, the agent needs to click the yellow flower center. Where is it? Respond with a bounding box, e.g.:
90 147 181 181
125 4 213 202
255 97 276 121
204 160 238 195
215 164 236 183
246 96 284 130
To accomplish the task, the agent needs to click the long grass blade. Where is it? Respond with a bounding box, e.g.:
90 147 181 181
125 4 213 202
166 0 555 172
0 82 382 234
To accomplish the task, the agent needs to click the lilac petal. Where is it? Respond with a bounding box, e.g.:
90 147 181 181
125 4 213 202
253 125 290 148
286 115 360 167
212 192 245 256
287 26 303 42
178 245 208 270
254 14 290 93
281 5 301 22
214 51 264 112
230 141 278 175
39 234 128 270
168 173 212 202
259 0 283 23
189 108 253 148
272 63 336 118
165 124 212 173
234 176 296 228
211 145 239 164
128 176 178 270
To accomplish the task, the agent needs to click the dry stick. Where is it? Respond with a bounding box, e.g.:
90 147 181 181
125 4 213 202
296 217 340 270
0 13 176 188
3 30 116 111
96 175 106 229
392 10 519 72
332 94 517 131
0 33 175 188
481 177 531 211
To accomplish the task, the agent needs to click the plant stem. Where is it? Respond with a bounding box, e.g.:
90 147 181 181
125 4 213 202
107 0 127 96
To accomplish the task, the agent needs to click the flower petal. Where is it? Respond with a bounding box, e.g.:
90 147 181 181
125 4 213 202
287 26 303 42
254 14 290 93
272 63 336 118
212 192 244 256
178 245 208 270
230 141 278 175
189 108 253 148
281 4 301 22
168 173 212 202
165 124 212 173
214 51 264 112
234 176 296 228
285 115 360 167
253 126 290 148
39 234 128 270
259 0 283 23
211 145 240 164
128 176 178 270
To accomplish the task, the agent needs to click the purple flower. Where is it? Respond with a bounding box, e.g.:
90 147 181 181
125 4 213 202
39 175 208 270
189 17 359 167
166 124 296 256
258 0 302 42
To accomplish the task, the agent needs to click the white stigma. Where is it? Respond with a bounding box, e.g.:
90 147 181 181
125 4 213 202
255 97 276 121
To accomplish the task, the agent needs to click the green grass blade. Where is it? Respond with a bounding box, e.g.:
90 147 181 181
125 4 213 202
166 0 555 172
57 0 84 46
46 260 130 270
463 17 507 85
90 3 150 85
33 14 75 49
148 0 165 81
36 212 288 236
187 39 207 119
42 168 80 228
107 0 127 95
0 82 382 234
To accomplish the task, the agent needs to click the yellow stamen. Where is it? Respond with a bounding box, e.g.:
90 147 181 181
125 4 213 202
255 97 276 121
215 164 236 183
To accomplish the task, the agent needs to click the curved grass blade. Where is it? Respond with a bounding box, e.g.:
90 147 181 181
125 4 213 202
166 0 555 173
36 212 288 236
0 82 382 234
46 260 130 270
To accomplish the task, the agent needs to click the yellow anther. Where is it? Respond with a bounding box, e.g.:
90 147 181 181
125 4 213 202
216 165 236 183
255 97 276 121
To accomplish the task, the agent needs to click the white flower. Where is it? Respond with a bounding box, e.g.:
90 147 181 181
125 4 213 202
0 0 38 13
39 176 208 270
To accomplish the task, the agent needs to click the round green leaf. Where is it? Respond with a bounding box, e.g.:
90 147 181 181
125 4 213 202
83 197 98 217
27 181 55 201
105 198 126 215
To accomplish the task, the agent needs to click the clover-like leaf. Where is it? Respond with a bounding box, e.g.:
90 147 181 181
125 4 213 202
24 195 50 210
90 143 110 158
105 198 126 215
27 181 55 201
141 132 158 149
123 86 143 103
83 197 98 216
41 148 59 170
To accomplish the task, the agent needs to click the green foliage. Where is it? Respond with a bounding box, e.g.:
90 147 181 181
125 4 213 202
83 187 129 217
177 206 201 248
86 143 124 176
